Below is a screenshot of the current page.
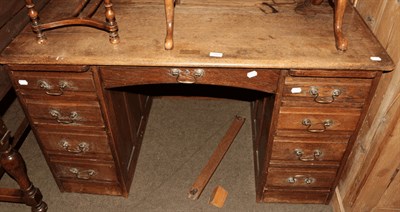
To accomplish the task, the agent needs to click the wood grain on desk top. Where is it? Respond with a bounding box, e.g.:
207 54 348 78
0 0 394 70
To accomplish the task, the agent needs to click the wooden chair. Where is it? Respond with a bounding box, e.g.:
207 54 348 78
163 0 348 51
24 0 119 44
0 70 47 211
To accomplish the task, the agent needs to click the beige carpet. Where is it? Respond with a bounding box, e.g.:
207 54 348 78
0 98 332 212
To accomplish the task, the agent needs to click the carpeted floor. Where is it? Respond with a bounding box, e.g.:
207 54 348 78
0 98 332 212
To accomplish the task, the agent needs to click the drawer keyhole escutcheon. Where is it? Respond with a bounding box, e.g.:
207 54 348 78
38 80 69 96
302 119 333 133
294 149 322 161
69 168 96 180
60 139 89 154
49 109 78 124
309 86 341 104
287 175 316 185
170 68 204 84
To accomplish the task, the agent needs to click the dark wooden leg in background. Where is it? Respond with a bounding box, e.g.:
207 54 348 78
0 123 47 212
311 0 324 5
24 0 46 44
164 0 174 50
334 0 348 51
104 0 120 44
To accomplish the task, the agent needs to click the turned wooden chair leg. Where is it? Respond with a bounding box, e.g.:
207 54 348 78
104 0 120 44
24 0 46 44
334 0 348 51
0 129 47 212
164 0 174 50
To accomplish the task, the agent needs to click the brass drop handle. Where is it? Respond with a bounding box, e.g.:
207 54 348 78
49 109 78 124
170 68 204 84
302 118 333 133
287 175 316 185
294 149 322 161
38 80 68 96
69 168 96 180
309 86 341 104
60 140 89 154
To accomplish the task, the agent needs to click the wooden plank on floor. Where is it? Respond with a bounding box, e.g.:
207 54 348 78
188 116 245 200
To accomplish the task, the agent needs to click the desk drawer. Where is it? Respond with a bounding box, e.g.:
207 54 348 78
282 76 372 107
276 107 361 132
10 70 98 100
263 189 329 204
36 130 113 160
51 159 118 182
59 180 123 196
266 167 337 188
25 99 104 128
100 67 280 93
270 136 348 163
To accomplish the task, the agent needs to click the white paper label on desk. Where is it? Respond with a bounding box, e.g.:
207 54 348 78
370 56 382 61
209 52 223 58
291 87 302 94
247 70 258 78
18 80 28 85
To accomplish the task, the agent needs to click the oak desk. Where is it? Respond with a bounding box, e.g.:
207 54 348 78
0 0 394 204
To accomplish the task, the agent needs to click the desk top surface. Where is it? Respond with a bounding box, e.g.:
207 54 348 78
0 0 395 71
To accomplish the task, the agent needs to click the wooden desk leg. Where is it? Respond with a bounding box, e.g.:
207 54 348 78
334 0 348 51
104 0 120 44
0 131 48 212
24 0 46 44
164 0 174 50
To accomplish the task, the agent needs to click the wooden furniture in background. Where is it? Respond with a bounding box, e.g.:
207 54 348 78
330 0 400 211
0 0 394 205
24 0 119 44
164 0 349 51
0 0 48 210
0 118 48 212
309 0 348 51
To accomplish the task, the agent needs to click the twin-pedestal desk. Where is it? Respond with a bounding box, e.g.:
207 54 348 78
0 0 394 204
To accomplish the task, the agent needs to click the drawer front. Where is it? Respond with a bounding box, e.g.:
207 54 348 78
25 100 104 128
263 189 329 204
51 159 118 182
270 136 348 162
59 180 122 196
10 70 97 100
36 130 112 159
283 76 372 106
277 107 361 132
266 167 337 188
100 67 280 93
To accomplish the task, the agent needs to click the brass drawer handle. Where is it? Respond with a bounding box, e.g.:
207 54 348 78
60 139 89 154
170 68 204 84
69 168 96 180
309 86 341 104
302 118 333 133
38 80 69 96
294 149 322 161
287 175 316 185
49 109 78 124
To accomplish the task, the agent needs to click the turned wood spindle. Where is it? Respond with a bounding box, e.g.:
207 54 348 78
24 0 46 44
104 0 120 44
